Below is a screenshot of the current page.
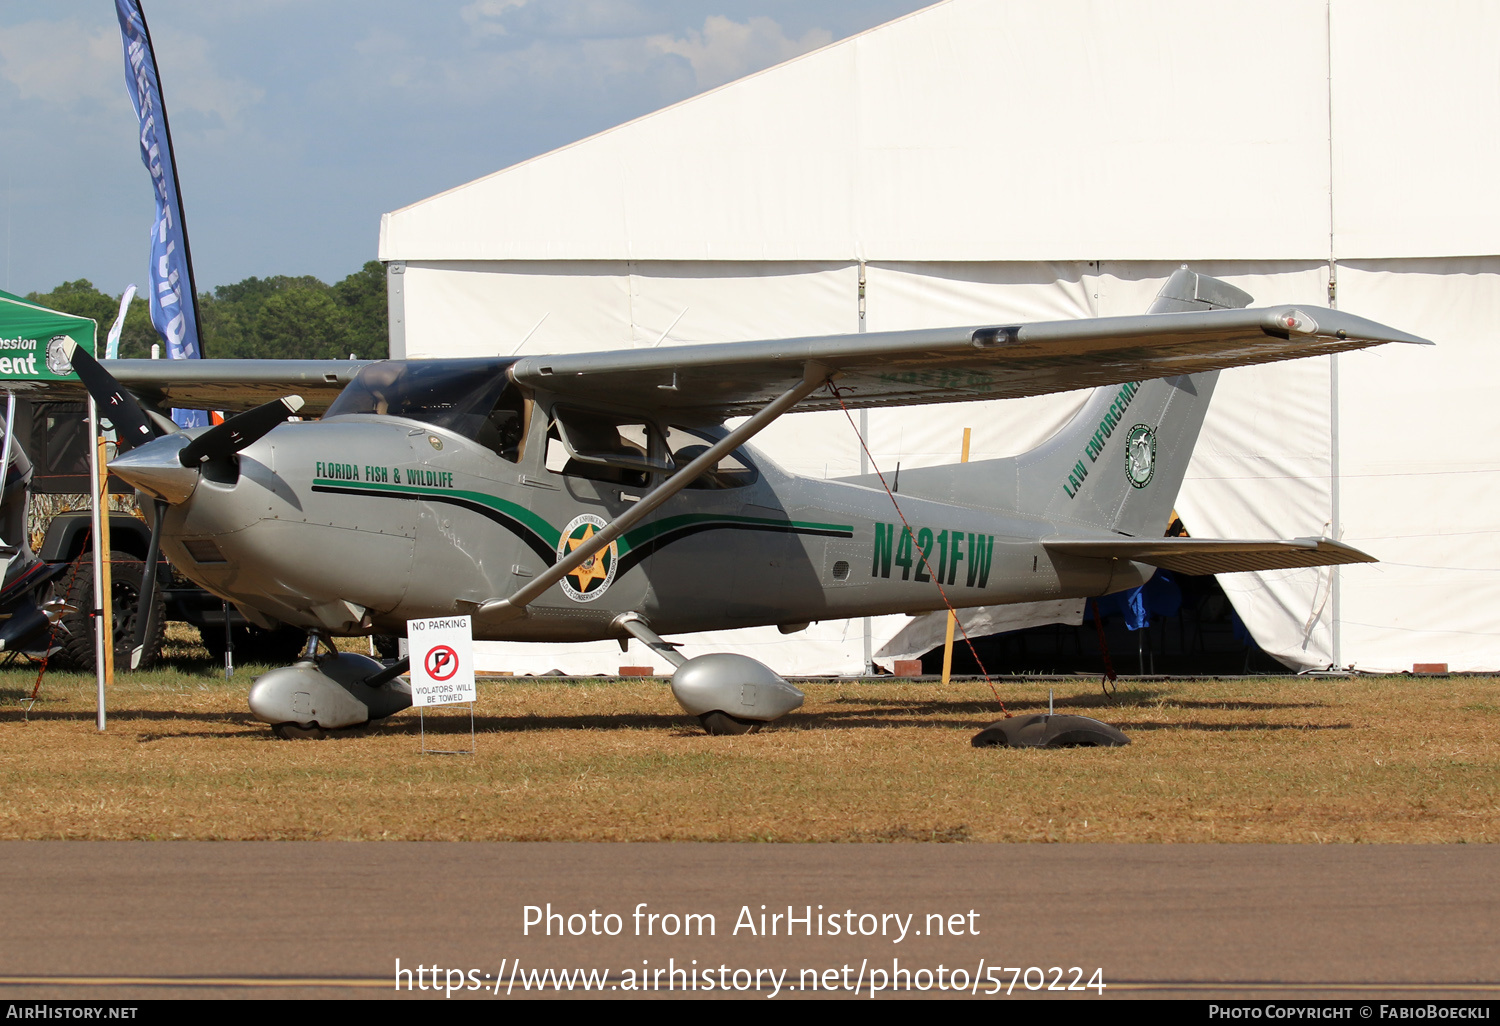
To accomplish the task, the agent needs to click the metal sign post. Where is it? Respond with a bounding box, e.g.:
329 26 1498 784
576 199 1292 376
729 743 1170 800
96 434 113 688
407 615 476 755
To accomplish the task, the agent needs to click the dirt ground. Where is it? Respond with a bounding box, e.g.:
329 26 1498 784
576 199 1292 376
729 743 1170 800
0 646 1494 843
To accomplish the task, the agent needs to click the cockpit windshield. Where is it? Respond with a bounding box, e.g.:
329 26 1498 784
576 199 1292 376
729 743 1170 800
325 358 519 442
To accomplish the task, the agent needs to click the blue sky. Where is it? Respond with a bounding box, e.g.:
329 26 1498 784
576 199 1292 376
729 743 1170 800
1 1 934 296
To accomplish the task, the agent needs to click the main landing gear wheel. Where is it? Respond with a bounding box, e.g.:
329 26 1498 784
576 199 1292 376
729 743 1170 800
270 722 326 740
698 711 760 736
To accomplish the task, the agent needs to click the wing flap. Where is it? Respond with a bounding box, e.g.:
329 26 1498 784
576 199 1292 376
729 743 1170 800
1044 537 1376 575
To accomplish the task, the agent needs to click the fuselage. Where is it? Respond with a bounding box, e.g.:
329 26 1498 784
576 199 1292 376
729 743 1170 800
148 363 1147 642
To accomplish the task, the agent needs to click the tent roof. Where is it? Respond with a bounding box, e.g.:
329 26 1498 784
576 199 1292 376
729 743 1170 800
381 0 1500 266
0 289 96 338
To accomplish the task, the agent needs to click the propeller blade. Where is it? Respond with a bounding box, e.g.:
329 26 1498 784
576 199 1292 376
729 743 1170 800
128 498 167 670
62 339 157 452
176 396 304 467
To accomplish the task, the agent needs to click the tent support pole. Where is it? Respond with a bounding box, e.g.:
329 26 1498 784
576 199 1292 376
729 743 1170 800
1325 3 1343 671
1328 253 1342 670
857 260 873 674
1330 350 1341 670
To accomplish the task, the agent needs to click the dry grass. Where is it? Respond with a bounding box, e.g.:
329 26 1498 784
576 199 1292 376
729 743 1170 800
0 645 1495 842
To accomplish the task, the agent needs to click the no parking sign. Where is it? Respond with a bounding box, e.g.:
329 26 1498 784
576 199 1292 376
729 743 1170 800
407 615 476 707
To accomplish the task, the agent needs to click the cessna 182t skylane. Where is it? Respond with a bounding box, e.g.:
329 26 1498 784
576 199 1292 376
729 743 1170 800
54 269 1427 737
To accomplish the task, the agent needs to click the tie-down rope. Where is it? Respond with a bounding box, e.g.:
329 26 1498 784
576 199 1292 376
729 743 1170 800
826 383 1009 717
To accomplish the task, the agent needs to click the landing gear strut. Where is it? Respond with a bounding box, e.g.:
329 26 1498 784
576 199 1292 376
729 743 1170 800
614 613 803 734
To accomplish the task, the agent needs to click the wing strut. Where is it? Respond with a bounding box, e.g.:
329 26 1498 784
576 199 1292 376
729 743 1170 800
479 362 831 623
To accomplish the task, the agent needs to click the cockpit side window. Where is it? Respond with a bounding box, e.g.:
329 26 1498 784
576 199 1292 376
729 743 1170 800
327 359 533 462
325 359 515 438
477 390 529 463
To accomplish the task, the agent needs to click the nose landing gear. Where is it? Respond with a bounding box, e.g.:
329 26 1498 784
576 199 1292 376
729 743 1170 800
250 630 412 739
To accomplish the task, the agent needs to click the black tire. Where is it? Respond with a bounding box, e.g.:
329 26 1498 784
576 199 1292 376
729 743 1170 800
698 711 761 736
372 633 402 659
54 551 166 672
270 722 327 740
200 624 306 665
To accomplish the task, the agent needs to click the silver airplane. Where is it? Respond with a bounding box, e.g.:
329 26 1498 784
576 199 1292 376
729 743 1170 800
56 269 1428 737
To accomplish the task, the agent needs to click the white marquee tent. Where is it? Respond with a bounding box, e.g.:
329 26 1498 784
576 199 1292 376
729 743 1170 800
379 0 1500 675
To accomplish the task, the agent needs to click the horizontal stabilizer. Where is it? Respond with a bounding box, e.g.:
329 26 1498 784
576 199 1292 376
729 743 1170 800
1043 537 1375 575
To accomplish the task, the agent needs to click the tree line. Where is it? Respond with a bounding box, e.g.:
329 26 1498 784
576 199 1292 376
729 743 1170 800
23 260 388 361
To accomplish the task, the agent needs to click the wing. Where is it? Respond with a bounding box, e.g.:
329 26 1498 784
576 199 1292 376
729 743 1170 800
5 305 1428 421
510 306 1430 422
1043 537 1375 575
8 359 371 415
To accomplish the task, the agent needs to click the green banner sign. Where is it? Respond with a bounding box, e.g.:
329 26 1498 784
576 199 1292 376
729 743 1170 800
0 289 97 382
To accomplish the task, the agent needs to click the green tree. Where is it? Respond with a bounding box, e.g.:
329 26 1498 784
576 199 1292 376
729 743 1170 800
116 295 156 359
29 262 391 362
26 280 156 358
332 260 388 360
252 285 349 360
26 279 114 329
196 291 250 358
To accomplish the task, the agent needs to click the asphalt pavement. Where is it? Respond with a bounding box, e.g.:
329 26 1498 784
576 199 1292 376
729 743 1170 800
0 843 1495 1000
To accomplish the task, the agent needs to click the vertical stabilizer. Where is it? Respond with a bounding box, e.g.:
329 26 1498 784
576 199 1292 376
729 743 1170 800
1013 269 1251 536
1016 371 1217 536
879 270 1256 536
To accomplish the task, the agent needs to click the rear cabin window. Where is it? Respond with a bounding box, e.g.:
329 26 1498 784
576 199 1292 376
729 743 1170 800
666 426 758 489
545 409 666 487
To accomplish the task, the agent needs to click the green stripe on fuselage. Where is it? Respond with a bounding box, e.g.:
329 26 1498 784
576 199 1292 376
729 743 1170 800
621 513 854 551
312 479 853 555
312 477 560 547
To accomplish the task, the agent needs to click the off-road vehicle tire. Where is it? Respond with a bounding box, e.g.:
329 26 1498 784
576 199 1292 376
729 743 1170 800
54 551 166 671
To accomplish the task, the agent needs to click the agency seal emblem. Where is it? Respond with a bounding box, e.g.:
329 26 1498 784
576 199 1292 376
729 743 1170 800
1125 424 1156 489
45 336 73 376
556 513 619 602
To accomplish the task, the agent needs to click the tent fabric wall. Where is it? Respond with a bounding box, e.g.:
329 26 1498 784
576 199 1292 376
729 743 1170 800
1329 1 1500 259
401 261 859 360
1331 259 1500 671
378 0 1500 675
381 0 1345 264
406 255 1497 677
